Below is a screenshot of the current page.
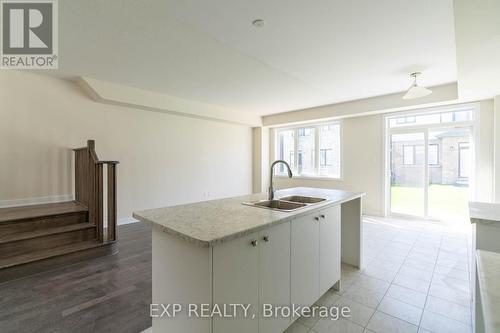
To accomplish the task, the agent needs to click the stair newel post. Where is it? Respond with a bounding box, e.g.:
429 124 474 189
74 140 118 244
0 139 120 283
107 163 117 241
96 163 104 243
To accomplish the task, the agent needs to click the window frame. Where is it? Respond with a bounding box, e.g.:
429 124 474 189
428 144 439 166
388 107 475 129
396 116 416 125
402 145 415 165
274 121 342 180
320 148 333 167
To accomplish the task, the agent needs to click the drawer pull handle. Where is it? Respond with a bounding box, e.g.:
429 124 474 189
263 235 270 242
251 240 258 247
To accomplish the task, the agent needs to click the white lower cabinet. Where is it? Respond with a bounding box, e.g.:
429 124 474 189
319 205 341 295
259 221 291 333
291 206 341 308
212 205 341 333
212 221 291 333
291 212 320 307
213 232 260 333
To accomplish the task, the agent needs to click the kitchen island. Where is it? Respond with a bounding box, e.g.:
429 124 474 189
133 187 364 333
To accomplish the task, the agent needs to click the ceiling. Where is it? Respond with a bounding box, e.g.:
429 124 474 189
52 0 457 116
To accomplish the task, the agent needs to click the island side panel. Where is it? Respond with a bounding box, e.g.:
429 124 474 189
152 229 212 333
476 221 500 252
340 197 363 269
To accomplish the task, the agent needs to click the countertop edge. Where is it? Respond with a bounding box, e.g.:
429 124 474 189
133 191 364 247
469 202 500 224
476 250 500 333
132 214 211 247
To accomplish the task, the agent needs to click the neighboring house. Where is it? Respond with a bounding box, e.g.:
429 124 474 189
391 130 470 187
276 124 341 178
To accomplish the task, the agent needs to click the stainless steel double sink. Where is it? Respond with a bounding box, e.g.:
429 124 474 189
242 195 327 212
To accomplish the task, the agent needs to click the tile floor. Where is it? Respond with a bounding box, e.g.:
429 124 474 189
286 215 473 333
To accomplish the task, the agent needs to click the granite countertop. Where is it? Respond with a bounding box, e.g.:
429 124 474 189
476 250 500 333
469 202 500 224
133 187 364 247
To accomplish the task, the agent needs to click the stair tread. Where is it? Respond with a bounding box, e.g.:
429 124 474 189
0 240 112 269
0 201 88 224
0 223 96 244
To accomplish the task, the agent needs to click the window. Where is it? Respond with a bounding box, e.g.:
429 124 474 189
277 129 295 174
403 145 415 165
458 142 470 178
453 111 472 122
276 122 341 178
297 128 315 175
389 109 474 128
396 116 416 125
415 145 424 165
320 149 333 166
428 144 439 165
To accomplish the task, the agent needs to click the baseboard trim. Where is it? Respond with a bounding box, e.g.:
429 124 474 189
118 217 139 226
362 211 385 218
0 195 74 208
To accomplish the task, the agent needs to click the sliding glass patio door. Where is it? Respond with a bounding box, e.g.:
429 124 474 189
427 127 472 220
390 131 426 216
388 121 473 220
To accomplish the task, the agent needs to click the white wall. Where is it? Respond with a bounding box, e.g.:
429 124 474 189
476 100 495 202
495 96 500 202
271 102 495 215
262 83 458 127
0 71 253 222
252 127 270 193
454 0 500 101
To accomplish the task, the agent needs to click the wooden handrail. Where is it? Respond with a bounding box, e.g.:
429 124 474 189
74 140 119 243
97 161 119 164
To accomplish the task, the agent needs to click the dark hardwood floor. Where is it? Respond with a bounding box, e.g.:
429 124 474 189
0 222 152 333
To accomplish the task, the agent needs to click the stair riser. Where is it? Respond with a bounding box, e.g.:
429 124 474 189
0 212 88 236
0 228 96 258
0 242 117 284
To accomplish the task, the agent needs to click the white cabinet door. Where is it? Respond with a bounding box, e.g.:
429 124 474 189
291 213 320 307
213 232 259 333
319 205 341 295
259 221 291 333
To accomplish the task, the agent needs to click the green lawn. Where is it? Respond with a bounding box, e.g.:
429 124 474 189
391 184 469 220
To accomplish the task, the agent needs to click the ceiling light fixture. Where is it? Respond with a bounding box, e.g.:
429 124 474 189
403 72 432 100
252 19 265 28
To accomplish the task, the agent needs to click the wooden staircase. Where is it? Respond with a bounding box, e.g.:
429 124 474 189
0 141 119 283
